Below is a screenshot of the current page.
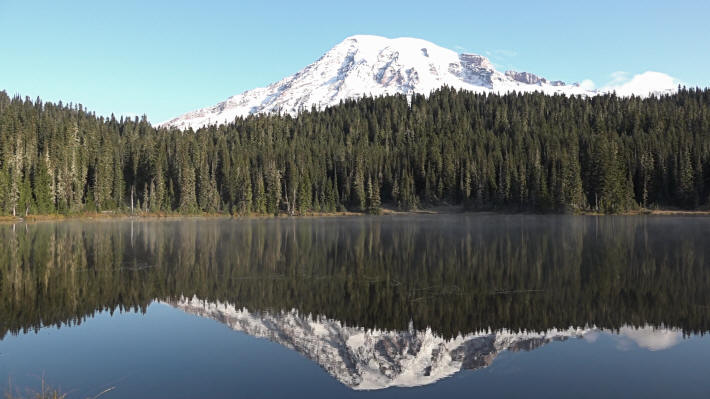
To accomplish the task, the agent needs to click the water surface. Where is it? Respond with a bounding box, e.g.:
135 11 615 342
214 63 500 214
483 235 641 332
1 215 709 398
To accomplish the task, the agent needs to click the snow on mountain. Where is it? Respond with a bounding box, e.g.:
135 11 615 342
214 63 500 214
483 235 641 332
159 35 679 131
168 296 590 390
159 35 580 130
160 35 677 129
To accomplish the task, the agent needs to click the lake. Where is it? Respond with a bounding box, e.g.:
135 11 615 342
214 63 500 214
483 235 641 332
1 215 710 398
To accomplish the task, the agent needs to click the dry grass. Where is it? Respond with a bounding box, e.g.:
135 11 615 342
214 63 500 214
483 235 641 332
4 377 114 399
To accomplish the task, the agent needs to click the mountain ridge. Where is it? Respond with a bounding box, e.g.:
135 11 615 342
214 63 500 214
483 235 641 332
160 35 679 130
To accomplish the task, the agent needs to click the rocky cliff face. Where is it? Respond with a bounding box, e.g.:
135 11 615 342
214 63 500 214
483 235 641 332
505 70 550 85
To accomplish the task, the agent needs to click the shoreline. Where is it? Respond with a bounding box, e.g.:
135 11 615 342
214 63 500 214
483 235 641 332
1 206 709 224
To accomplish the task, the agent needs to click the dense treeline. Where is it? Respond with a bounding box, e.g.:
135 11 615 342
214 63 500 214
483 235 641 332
2 216 710 339
1 88 710 215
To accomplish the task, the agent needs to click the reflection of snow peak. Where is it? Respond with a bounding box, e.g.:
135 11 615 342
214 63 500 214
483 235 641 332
169 297 589 390
160 35 679 130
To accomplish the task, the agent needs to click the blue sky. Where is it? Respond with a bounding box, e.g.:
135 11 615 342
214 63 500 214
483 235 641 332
1 0 708 123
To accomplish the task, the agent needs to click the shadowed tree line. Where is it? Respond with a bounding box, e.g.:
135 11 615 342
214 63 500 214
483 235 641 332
1 88 710 216
1 216 709 339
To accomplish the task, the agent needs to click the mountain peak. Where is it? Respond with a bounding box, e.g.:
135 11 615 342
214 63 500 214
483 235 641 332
159 35 677 130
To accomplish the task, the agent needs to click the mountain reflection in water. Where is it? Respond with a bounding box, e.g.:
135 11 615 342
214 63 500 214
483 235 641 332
170 296 681 390
1 215 709 392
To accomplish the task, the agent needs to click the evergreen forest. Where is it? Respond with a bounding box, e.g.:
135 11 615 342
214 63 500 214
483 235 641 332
1 87 709 216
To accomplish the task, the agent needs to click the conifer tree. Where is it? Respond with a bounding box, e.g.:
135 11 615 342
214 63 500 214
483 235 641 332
366 174 381 214
178 157 197 213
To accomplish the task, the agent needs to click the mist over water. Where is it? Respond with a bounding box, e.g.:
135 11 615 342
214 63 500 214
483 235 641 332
1 215 710 397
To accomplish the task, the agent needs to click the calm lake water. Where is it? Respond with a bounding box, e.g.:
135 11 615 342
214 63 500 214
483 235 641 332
1 215 710 398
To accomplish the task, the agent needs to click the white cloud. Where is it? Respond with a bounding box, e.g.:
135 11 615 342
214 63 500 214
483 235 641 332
601 71 682 97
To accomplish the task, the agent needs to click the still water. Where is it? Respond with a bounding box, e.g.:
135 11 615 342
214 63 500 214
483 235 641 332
1 215 709 398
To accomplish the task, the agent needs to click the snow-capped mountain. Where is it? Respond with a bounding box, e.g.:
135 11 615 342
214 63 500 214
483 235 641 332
169 297 590 390
160 35 678 130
